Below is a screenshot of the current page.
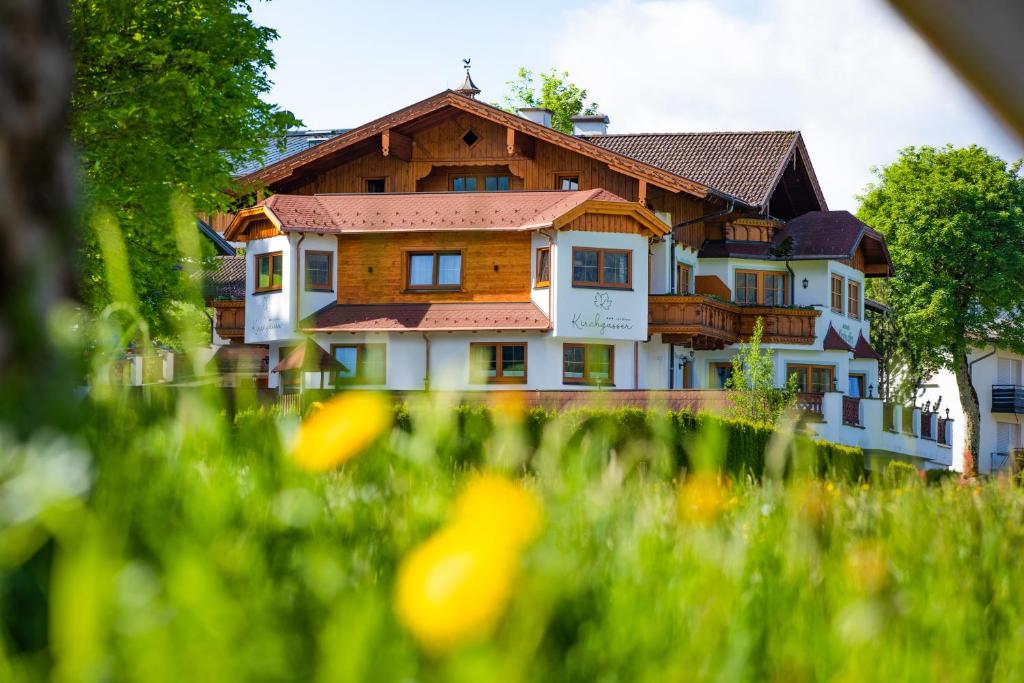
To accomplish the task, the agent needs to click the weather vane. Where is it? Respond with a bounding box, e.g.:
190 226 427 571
463 58 471 72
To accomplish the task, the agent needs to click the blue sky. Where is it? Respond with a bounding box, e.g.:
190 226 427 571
249 0 1023 210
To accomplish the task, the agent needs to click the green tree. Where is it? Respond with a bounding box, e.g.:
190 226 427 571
858 145 1024 473
500 68 599 134
71 0 299 340
726 317 798 423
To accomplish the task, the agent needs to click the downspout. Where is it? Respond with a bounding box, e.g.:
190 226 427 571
785 259 796 305
422 333 431 391
668 230 676 294
669 342 675 389
293 233 306 334
634 341 639 389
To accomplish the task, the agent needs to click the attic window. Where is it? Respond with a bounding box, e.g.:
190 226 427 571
462 129 480 147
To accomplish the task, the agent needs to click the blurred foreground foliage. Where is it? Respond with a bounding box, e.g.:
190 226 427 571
2 387 1023 682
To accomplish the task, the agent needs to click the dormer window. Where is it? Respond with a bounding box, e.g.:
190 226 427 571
365 178 386 193
557 174 580 191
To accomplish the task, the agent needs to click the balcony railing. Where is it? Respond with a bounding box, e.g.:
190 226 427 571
991 385 1024 414
901 406 916 435
883 402 897 431
937 418 950 446
213 301 246 340
842 395 861 426
649 295 820 349
920 412 934 440
796 392 824 419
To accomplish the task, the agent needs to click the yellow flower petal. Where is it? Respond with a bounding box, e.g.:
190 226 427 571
395 524 517 654
677 471 728 525
453 473 543 549
290 392 392 472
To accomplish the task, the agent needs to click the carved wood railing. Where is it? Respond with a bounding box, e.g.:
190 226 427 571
921 412 934 440
937 418 950 446
796 392 824 419
737 306 819 345
213 301 246 340
648 295 740 345
842 396 861 426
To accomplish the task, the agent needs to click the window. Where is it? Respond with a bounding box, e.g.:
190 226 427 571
710 362 734 389
255 252 283 292
734 270 788 305
407 251 462 290
365 178 386 193
787 364 835 393
331 344 386 385
461 129 479 147
572 247 631 288
735 272 758 304
831 274 844 313
304 251 333 291
556 174 580 191
452 176 478 192
677 264 691 294
849 373 866 398
484 175 510 191
563 344 614 385
470 342 527 384
764 273 786 306
848 280 861 319
535 247 551 288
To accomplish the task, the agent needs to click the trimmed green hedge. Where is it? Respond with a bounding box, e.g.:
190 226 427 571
391 404 864 482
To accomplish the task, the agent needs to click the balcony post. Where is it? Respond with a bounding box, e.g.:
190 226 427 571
862 398 882 434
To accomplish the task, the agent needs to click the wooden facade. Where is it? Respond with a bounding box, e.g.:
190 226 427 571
336 232 532 305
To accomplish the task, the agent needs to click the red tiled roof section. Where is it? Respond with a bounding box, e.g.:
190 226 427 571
263 189 627 233
581 131 800 207
853 332 882 360
303 302 550 332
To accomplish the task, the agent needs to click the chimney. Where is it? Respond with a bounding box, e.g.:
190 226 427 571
571 114 610 136
518 107 553 127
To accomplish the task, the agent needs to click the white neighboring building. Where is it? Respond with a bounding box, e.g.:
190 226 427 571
920 348 1024 474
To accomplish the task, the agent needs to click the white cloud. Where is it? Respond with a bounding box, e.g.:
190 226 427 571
551 0 1024 209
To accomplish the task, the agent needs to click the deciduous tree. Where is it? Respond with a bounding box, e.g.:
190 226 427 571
71 0 299 340
726 318 798 424
500 68 599 135
858 145 1024 473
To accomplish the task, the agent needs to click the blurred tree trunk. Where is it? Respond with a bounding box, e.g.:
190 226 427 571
0 0 78 432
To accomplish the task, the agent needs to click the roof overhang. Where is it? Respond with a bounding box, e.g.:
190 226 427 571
236 90 710 200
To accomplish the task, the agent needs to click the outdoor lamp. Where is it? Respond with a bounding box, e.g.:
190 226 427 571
802 277 809 289
868 384 874 398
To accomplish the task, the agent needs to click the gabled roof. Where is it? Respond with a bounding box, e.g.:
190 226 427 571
303 302 550 333
853 332 882 360
580 131 827 211
225 189 670 240
236 90 710 199
203 255 246 301
272 338 345 373
698 210 894 277
232 128 350 177
198 219 235 256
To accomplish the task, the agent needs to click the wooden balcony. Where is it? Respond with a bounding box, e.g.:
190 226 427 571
649 295 820 349
212 300 245 340
648 295 740 349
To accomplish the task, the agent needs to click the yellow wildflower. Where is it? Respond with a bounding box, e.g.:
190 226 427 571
453 473 543 549
845 541 889 595
677 471 728 525
487 390 528 422
395 524 517 654
290 392 392 472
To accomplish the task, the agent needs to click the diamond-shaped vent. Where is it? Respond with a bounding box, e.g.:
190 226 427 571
462 130 479 146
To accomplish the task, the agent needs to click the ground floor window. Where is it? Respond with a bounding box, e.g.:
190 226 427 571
330 343 386 385
787 364 835 393
470 342 527 384
710 361 733 389
563 344 614 385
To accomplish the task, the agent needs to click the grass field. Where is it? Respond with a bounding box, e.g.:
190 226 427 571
2 387 1022 682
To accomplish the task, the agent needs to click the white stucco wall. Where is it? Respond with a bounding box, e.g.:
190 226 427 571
551 230 648 341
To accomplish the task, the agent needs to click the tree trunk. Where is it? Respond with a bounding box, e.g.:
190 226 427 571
954 351 982 476
0 0 77 434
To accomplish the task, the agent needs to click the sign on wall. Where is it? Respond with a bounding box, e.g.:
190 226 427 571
570 291 635 336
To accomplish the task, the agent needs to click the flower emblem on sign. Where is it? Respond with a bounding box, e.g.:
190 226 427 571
594 291 612 310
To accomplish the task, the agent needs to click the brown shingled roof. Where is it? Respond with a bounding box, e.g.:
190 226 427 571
823 324 854 352
203 255 246 301
853 332 882 360
303 302 550 333
580 131 824 209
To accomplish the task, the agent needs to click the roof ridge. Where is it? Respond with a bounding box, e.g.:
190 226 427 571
583 130 800 138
